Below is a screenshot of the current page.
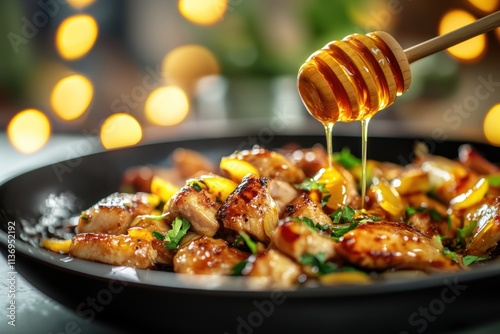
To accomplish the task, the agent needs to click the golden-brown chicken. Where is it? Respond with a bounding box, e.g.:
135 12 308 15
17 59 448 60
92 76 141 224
270 179 299 217
243 249 303 288
280 143 329 178
167 183 221 237
272 219 337 261
69 233 157 269
77 192 157 235
217 174 279 243
173 236 248 275
282 193 333 229
226 146 306 184
336 221 459 271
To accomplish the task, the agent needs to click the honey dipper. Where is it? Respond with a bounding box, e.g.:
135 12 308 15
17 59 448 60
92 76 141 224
298 10 500 124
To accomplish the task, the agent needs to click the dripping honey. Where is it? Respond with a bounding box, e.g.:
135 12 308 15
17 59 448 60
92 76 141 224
297 33 408 209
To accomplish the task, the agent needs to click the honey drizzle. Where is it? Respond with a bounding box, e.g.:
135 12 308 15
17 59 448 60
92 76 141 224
360 118 370 209
298 32 409 210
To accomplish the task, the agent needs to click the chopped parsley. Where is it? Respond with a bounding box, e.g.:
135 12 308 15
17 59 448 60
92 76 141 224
456 221 477 247
231 259 250 276
153 217 191 250
292 216 330 232
294 178 327 193
299 253 337 275
332 147 361 169
433 235 489 266
299 252 359 275
191 181 203 192
462 255 489 266
328 205 378 241
234 231 257 254
331 222 359 242
487 174 500 187
330 205 355 224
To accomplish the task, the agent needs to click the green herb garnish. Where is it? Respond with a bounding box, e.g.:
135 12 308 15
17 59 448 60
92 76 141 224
330 205 355 224
456 221 477 247
292 217 330 232
154 217 191 250
332 147 362 169
234 231 257 254
231 259 250 276
299 253 337 275
294 178 327 193
191 182 203 192
487 175 500 187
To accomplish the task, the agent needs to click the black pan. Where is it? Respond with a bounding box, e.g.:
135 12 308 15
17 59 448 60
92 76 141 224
1 134 500 334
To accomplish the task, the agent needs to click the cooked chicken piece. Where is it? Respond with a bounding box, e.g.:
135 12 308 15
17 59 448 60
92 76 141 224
217 174 279 243
404 193 460 238
283 193 333 229
336 221 459 271
228 146 306 184
127 214 176 265
173 236 248 275
270 179 299 217
272 219 337 261
406 212 440 238
130 213 171 233
171 148 217 179
120 165 186 193
69 233 157 269
458 144 499 175
167 184 220 237
243 249 302 288
281 143 329 178
77 192 157 235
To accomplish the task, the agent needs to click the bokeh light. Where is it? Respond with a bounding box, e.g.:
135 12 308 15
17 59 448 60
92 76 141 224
67 0 96 9
50 74 94 120
145 86 190 126
467 0 499 13
100 114 142 149
178 0 228 26
483 104 500 146
7 109 51 154
55 14 99 60
438 10 486 62
162 44 219 94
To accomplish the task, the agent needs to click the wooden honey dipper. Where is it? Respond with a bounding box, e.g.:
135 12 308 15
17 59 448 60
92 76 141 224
297 10 500 124
297 10 500 210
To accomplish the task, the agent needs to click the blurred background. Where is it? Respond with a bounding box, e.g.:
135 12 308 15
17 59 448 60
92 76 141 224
0 0 499 159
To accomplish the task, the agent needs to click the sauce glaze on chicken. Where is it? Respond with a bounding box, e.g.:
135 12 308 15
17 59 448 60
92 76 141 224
41 143 500 288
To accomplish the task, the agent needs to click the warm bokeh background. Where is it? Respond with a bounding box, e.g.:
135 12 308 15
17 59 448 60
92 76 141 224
0 0 499 155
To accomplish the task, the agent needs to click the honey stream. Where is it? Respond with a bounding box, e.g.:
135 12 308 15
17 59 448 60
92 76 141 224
298 32 409 209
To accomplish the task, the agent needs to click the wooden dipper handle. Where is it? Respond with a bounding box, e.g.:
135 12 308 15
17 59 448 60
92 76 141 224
404 10 500 63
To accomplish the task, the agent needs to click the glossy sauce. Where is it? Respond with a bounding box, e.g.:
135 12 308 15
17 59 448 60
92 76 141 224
298 32 409 208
